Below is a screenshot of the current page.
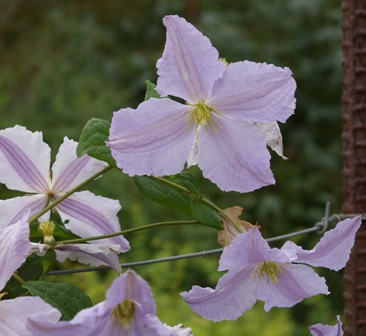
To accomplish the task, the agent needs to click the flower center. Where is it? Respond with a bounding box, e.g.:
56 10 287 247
185 99 224 134
251 261 289 284
111 299 136 331
38 221 56 247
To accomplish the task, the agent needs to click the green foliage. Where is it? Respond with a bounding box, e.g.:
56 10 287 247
77 118 117 167
145 81 162 100
4 254 44 298
134 175 194 216
134 174 222 229
189 198 222 229
170 172 201 196
23 281 93 321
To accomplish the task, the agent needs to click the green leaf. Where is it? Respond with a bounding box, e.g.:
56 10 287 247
3 254 44 298
133 176 193 216
170 172 201 196
190 198 223 230
144 81 162 100
77 118 116 167
23 281 93 321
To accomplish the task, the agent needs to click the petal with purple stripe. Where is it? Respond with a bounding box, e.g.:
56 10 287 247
51 137 107 194
0 126 50 194
0 209 31 290
0 195 47 229
55 191 129 251
55 243 121 273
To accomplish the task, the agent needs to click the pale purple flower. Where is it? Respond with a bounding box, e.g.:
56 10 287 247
0 126 130 267
27 269 180 336
309 315 343 336
181 216 361 321
108 15 296 193
0 210 61 335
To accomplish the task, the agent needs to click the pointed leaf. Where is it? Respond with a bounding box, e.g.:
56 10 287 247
133 176 193 216
170 172 201 196
190 198 223 230
77 118 116 167
145 81 162 100
23 281 93 321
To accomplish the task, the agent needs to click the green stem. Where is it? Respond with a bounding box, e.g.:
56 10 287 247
12 272 26 285
28 165 113 224
38 250 56 281
153 176 242 233
59 220 198 244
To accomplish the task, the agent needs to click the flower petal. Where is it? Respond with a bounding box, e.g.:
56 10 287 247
282 216 361 271
55 191 129 250
157 15 226 102
257 264 329 311
0 195 46 229
106 269 157 315
55 243 121 273
309 315 343 336
51 137 107 194
28 270 173 336
219 227 289 272
108 98 194 176
0 209 31 290
255 121 287 159
181 267 257 321
0 297 61 336
209 61 296 123
165 323 193 336
0 125 50 193
140 315 177 336
198 118 275 192
27 319 83 336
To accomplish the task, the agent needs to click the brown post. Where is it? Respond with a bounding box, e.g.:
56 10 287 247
341 1 366 335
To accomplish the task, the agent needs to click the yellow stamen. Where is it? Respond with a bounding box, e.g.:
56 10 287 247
111 299 136 330
38 221 56 247
185 99 225 134
251 261 289 284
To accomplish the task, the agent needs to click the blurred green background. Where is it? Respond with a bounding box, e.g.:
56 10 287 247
0 0 344 334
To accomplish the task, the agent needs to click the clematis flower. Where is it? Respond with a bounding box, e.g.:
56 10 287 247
0 210 61 335
181 216 361 321
108 15 296 193
308 315 343 336
27 269 182 336
0 126 130 267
